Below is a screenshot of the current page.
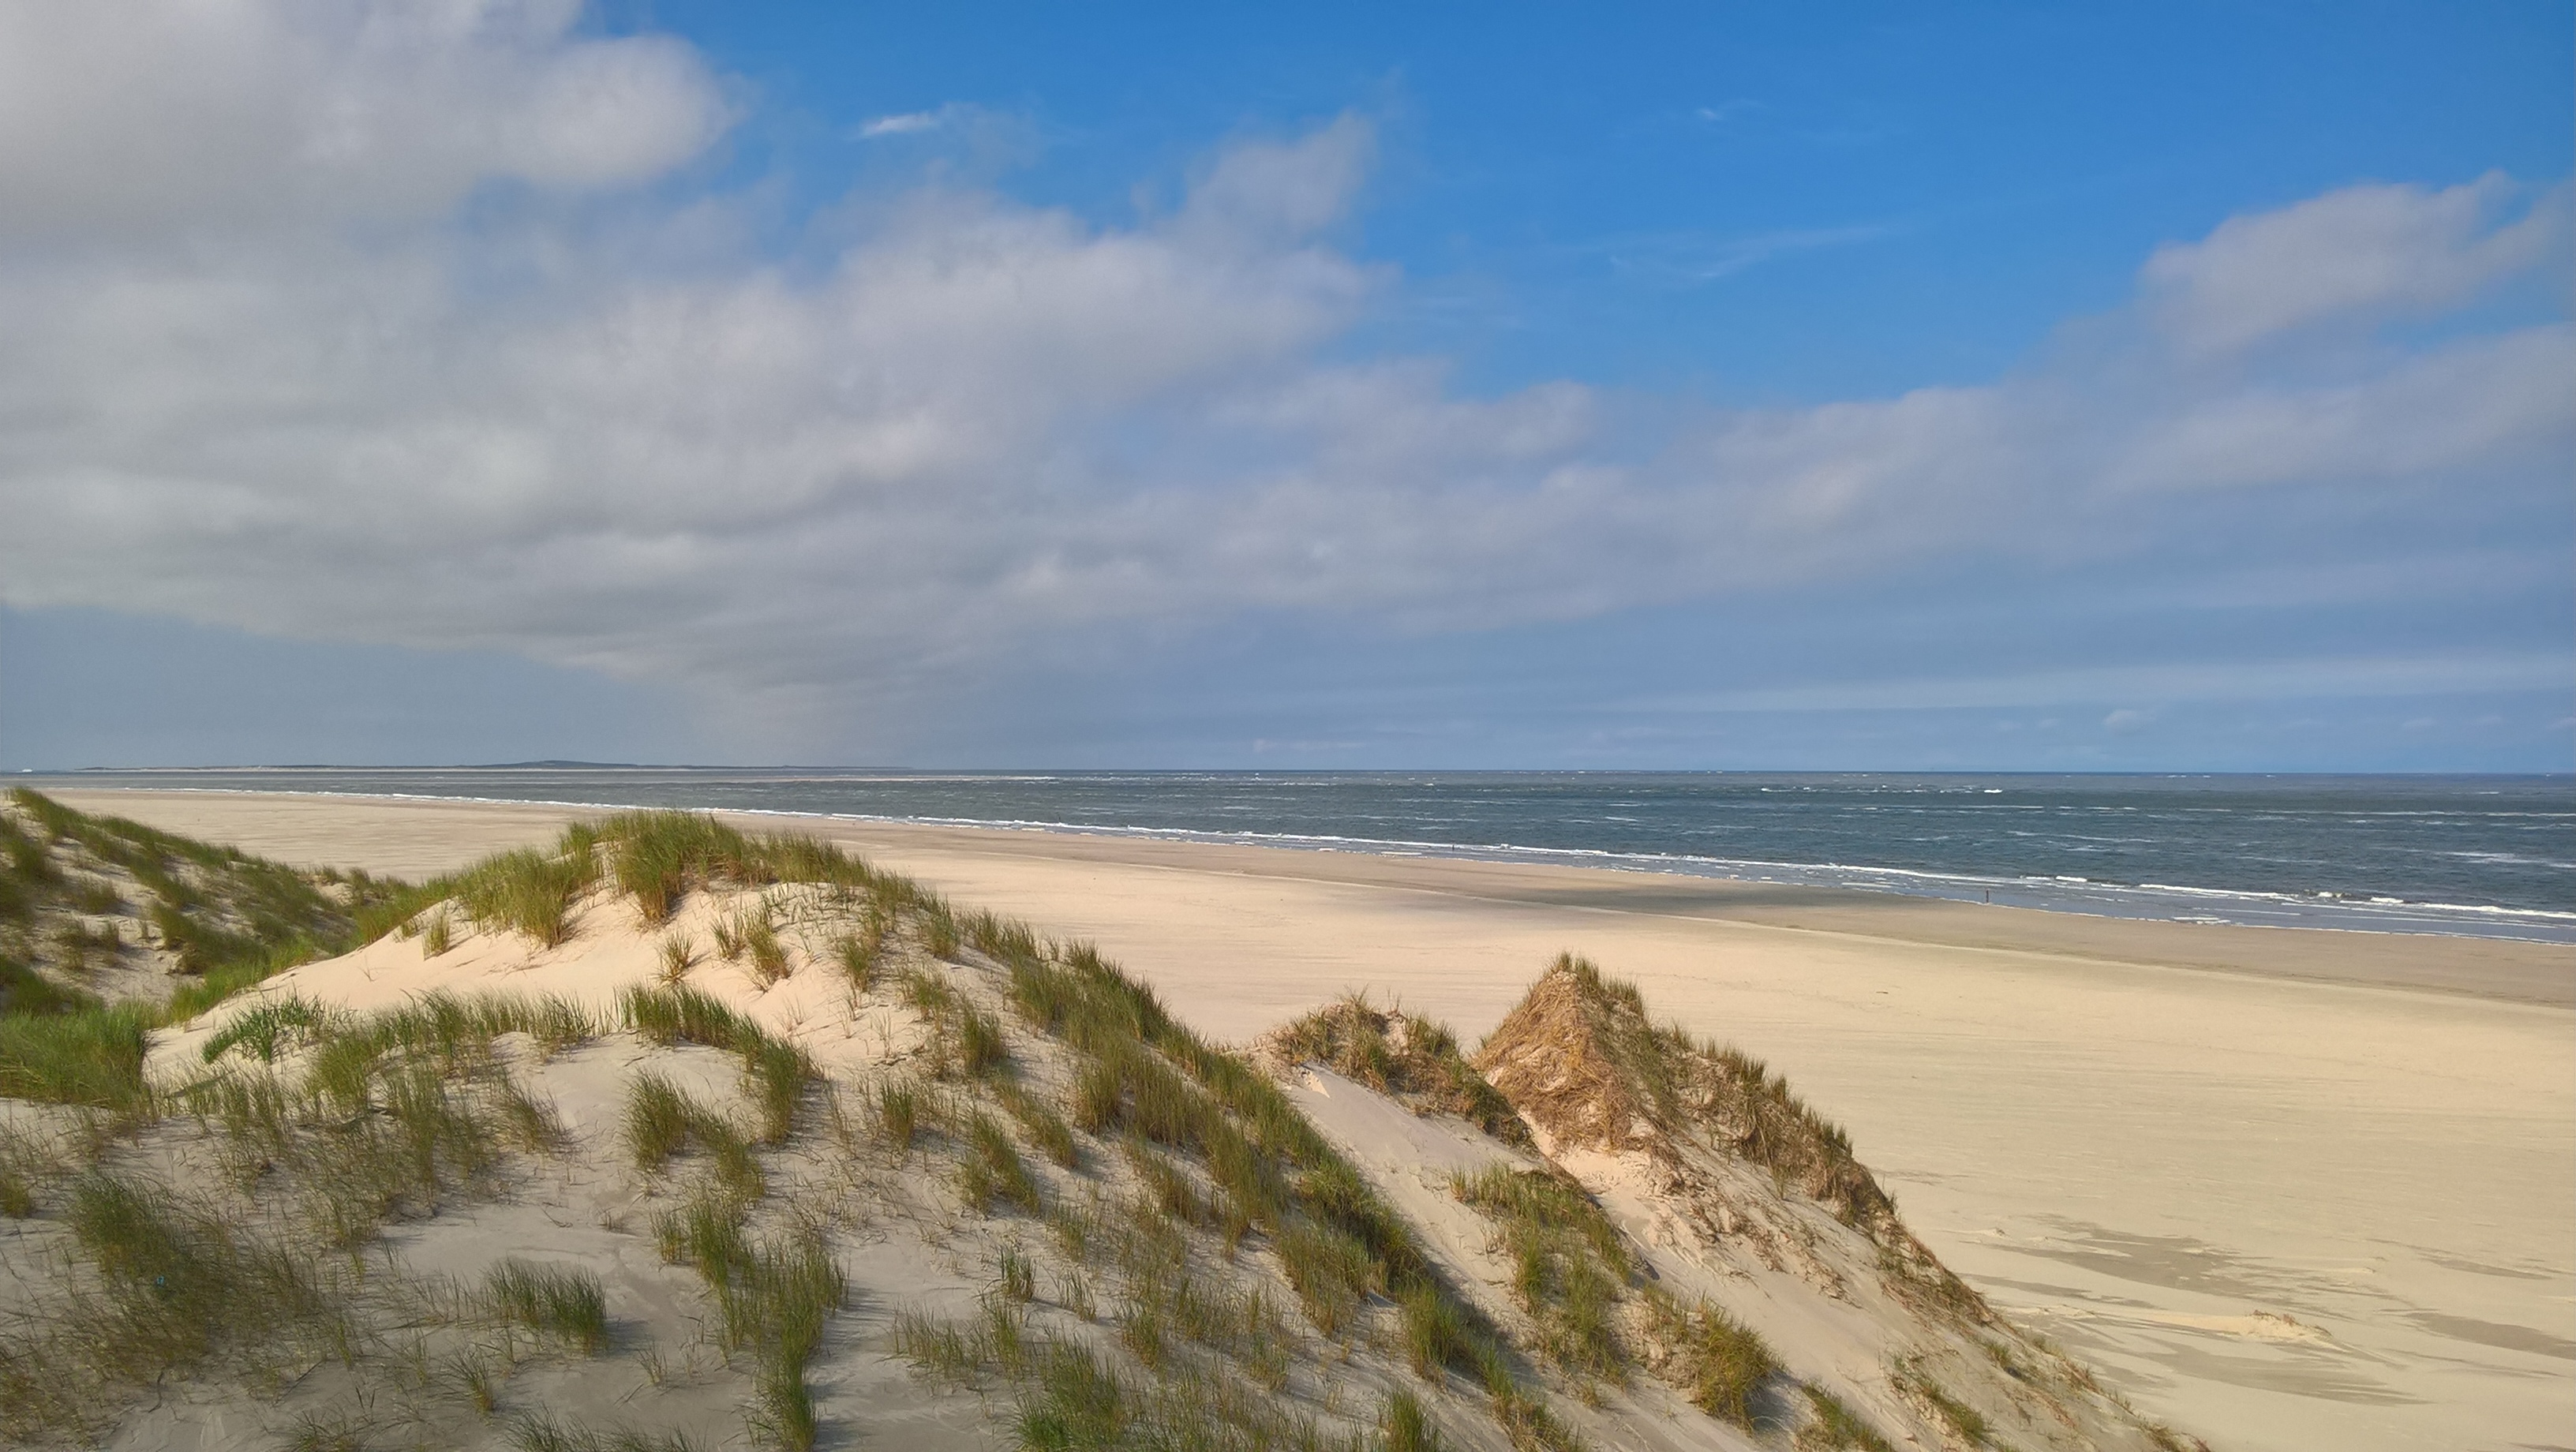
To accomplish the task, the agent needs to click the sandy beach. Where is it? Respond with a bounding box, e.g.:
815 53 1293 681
45 787 2576 1452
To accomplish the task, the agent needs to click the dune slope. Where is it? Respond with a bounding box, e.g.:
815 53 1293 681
0 811 2203 1451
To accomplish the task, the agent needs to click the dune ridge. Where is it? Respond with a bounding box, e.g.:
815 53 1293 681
0 805 2207 1450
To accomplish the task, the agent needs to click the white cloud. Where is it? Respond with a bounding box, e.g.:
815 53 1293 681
0 3 2565 753
2112 325 2574 490
2140 174 2571 355
0 0 728 237
1176 114 1376 243
858 110 942 138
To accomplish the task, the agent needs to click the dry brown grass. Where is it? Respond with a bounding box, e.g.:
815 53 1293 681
1263 992 1531 1147
1476 954 1894 1231
1476 955 2001 1338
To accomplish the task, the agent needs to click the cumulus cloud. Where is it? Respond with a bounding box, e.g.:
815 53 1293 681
0 2 2567 753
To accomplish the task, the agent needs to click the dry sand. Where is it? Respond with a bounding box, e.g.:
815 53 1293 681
47 788 2576 1452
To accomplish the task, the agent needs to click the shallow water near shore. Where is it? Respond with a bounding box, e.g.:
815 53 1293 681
33 768 2576 941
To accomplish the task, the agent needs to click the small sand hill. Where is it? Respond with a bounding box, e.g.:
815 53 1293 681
0 789 395 1014
1260 967 2206 1452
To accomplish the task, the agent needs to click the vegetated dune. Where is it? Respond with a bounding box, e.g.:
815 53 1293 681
1265 982 2203 1451
0 790 407 1017
0 809 2207 1451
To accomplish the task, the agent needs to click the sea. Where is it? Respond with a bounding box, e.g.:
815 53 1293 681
27 769 2576 945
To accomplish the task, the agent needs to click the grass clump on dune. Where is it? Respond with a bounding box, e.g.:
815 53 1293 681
0 1173 346 1443
1271 993 1531 1148
1799 1387 1897 1452
200 994 334 1063
593 808 948 935
958 1005 1009 1076
1451 1163 1632 1381
1903 1369 1994 1449
7 790 410 999
730 1236 844 1450
830 921 883 992
167 990 578 1248
623 1072 762 1199
1646 1291 1780 1428
742 906 791 987
997 1080 1080 1169
653 1177 841 1452
0 1002 148 1110
620 983 814 1143
900 1311 1346 1452
600 810 759 926
900 961 1019 1083
303 1060 501 1242
276 990 595 1097
0 1125 62 1218
622 980 754 1049
654 1182 751 1282
876 1079 923 1151
657 933 695 982
1380 1389 1445 1452
1275 1219 1376 1338
959 1112 1042 1216
455 846 596 949
0 791 431 1027
484 1258 609 1356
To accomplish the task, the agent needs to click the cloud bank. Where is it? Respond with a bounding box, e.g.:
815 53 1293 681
0 2 2567 757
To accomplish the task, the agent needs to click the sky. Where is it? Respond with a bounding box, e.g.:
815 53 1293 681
1 1 2569 771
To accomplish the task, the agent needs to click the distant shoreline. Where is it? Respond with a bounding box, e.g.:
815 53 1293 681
36 785 2576 1009
26 771 2575 947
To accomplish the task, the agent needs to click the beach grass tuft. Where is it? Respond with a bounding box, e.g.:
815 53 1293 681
1452 1162 1631 1380
1904 1371 1993 1448
0 1002 149 1110
959 1112 1041 1215
1799 1386 1897 1451
1381 1389 1445 1452
455 846 595 948
484 1258 609 1355
1646 1291 1779 1428
1272 992 1531 1147
657 934 695 982
623 1072 762 1198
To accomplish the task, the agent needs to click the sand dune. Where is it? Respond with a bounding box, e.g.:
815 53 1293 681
43 788 2576 1452
7 803 2195 1451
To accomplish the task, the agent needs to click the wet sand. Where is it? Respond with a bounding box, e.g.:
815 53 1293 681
45 788 2576 1452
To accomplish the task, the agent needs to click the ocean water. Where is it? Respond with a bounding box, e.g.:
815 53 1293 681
31 769 2576 943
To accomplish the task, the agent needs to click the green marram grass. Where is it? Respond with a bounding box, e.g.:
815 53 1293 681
1451 1162 1633 1381
484 1258 610 1356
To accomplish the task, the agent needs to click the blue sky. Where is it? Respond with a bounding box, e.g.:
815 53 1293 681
1 2 2568 769
661 2 2568 395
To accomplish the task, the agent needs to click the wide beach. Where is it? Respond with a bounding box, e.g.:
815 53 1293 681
48 788 2576 1452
